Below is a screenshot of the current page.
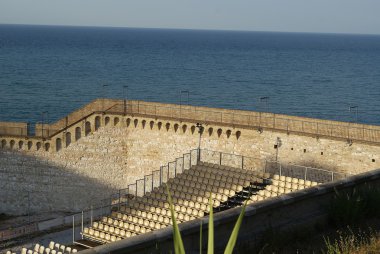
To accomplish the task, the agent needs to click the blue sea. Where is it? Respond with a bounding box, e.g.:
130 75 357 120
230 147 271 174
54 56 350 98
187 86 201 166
0 24 379 125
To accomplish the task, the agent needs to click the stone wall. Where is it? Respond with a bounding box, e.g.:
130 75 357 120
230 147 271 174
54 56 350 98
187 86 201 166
0 101 380 215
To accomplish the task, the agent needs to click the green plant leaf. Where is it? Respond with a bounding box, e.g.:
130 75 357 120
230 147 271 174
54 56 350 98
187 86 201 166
208 194 214 254
224 200 248 254
200 220 203 254
166 185 186 254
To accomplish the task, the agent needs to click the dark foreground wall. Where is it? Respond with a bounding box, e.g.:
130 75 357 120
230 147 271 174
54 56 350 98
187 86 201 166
79 168 380 254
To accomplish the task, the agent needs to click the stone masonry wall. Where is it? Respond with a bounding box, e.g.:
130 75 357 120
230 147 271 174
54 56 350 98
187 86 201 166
0 107 380 215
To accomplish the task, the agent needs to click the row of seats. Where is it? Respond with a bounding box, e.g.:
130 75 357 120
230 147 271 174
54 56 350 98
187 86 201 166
81 162 271 244
5 242 77 254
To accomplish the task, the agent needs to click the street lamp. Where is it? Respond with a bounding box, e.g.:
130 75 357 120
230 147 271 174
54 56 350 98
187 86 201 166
123 85 128 115
349 106 358 123
102 84 109 112
196 123 204 162
260 97 269 112
180 90 189 119
41 111 48 138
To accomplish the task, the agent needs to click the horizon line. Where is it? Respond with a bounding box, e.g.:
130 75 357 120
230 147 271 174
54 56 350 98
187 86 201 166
1 22 380 37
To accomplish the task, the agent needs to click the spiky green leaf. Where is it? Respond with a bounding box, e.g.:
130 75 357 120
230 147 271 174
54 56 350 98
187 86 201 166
224 200 247 254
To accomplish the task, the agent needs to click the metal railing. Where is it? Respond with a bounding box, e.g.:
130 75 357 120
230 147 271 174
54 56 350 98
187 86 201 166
105 101 380 145
1 100 379 145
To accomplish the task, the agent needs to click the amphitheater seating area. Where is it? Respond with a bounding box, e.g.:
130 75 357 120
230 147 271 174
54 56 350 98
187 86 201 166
81 161 321 244
5 242 77 254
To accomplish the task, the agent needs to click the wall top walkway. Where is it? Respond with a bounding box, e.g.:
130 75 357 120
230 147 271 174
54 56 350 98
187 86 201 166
0 99 379 145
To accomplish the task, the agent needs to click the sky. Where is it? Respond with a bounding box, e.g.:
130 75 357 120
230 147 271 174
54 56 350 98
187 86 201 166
1 0 380 34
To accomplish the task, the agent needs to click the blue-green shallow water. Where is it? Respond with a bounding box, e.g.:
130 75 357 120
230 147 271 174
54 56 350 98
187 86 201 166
0 24 379 125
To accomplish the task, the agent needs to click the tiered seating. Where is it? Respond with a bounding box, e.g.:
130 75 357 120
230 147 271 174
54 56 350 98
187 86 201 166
5 242 77 254
81 162 271 244
248 175 320 203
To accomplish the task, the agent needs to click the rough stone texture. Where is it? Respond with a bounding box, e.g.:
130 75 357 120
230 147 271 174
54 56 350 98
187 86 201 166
0 102 380 215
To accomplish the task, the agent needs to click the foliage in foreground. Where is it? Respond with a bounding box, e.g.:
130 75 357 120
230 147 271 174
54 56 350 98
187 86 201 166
166 185 247 254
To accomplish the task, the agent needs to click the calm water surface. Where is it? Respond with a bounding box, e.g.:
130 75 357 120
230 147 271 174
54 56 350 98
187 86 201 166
0 24 379 125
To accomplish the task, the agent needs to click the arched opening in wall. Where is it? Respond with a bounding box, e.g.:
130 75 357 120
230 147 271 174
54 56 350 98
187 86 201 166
191 126 196 134
114 117 120 126
134 119 138 128
217 128 222 138
150 121 154 130
27 141 33 150
141 120 146 129
45 143 50 152
18 140 24 149
56 138 62 152
126 118 131 127
75 127 81 141
105 116 110 126
208 127 213 136
157 122 162 130
1 139 6 149
226 130 232 138
174 124 179 132
95 116 101 131
236 131 241 140
182 125 187 133
65 132 72 147
10 140 15 149
36 142 42 151
165 123 170 131
85 121 91 136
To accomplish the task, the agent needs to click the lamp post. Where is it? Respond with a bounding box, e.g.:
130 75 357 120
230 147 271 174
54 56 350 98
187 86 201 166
123 85 128 115
349 106 358 123
196 123 204 162
102 84 109 112
260 97 269 112
180 90 189 119
41 111 48 138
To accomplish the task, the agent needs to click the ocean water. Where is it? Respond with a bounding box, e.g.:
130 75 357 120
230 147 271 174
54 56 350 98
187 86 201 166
0 24 379 125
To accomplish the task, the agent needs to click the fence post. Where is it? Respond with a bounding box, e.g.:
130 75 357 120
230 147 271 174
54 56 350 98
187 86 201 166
219 152 222 165
241 156 244 169
279 163 282 177
304 167 307 181
160 166 162 185
72 215 75 243
118 189 121 210
90 205 93 226
332 172 334 182
81 211 84 239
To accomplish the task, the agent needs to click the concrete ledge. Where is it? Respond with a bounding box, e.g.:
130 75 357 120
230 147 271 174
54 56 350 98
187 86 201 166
79 168 380 254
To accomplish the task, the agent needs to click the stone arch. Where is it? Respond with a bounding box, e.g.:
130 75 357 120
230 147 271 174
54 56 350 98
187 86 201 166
134 119 138 128
191 125 196 134
157 122 162 130
174 123 179 132
217 128 222 138
165 123 170 131
45 143 50 152
114 117 120 126
149 121 154 130
75 127 81 141
1 139 6 148
208 127 213 136
27 141 33 150
36 142 42 151
56 138 62 152
141 120 146 129
10 140 15 149
18 140 24 149
65 132 72 147
236 131 241 140
85 121 91 136
182 124 187 133
226 130 232 138
126 118 131 127
105 116 110 126
95 116 101 131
